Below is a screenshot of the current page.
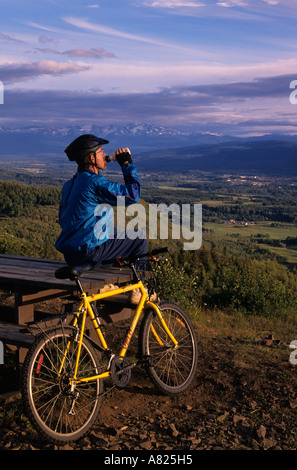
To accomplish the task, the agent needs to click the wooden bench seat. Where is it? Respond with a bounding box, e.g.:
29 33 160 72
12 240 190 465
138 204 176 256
0 254 136 358
0 321 35 348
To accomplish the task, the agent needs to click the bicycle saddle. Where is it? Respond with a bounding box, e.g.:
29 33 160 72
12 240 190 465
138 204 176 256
55 264 93 281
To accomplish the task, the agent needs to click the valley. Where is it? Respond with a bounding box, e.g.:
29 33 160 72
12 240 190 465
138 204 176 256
0 154 296 268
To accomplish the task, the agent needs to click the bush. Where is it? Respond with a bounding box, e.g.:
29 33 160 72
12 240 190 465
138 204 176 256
153 247 297 319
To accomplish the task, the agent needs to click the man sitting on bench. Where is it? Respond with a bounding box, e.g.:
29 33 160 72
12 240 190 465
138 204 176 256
55 134 147 303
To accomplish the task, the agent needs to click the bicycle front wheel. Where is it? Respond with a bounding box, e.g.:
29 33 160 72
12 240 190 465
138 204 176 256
140 302 198 395
21 327 103 445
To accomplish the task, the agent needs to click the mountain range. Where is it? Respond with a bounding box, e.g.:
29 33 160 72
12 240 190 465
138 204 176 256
0 123 297 176
0 123 238 154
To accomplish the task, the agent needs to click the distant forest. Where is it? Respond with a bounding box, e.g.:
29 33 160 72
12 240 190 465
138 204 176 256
0 181 61 259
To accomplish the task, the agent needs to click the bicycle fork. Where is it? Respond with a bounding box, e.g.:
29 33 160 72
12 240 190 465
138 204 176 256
147 301 179 349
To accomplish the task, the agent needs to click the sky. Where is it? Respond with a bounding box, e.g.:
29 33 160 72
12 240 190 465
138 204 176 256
0 0 297 136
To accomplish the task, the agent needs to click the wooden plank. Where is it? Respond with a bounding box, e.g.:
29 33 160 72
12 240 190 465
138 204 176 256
0 254 134 278
0 255 133 283
14 291 34 324
0 275 69 289
0 266 68 280
0 253 63 265
0 268 133 291
0 264 132 283
99 308 133 324
0 267 107 287
16 289 74 304
0 254 129 276
0 257 63 272
0 272 81 290
97 294 135 324
0 262 61 275
0 321 35 348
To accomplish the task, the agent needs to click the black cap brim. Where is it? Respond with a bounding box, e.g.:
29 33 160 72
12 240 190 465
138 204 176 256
65 134 109 161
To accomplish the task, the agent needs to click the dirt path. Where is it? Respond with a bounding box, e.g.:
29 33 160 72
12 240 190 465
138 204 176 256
1 329 297 451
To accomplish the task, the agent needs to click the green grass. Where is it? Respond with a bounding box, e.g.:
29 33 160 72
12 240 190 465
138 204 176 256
157 186 197 191
259 244 297 264
205 221 297 239
204 221 297 264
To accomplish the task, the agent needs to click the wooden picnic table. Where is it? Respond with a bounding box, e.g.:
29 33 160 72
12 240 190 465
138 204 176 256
0 254 135 358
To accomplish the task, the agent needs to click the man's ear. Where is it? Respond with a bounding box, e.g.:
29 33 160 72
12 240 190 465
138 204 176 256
88 153 96 165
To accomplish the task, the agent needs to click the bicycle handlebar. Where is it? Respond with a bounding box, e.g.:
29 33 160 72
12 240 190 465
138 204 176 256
101 247 169 267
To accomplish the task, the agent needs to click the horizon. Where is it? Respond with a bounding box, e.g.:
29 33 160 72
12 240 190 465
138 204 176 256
1 121 297 139
0 1 297 138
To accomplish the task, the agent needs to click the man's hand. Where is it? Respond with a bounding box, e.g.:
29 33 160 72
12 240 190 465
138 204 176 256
116 147 133 166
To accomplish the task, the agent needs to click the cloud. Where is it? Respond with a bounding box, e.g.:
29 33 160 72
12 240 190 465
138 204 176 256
145 0 282 7
35 47 116 59
143 0 296 18
217 1 248 6
38 35 59 45
0 61 89 84
145 1 205 6
63 16 190 50
180 74 294 99
0 31 25 44
27 22 62 33
1 73 293 129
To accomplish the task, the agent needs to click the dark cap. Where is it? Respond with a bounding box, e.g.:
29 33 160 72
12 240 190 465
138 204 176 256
64 134 109 161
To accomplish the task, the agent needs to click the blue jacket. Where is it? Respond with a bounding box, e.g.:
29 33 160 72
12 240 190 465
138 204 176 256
55 164 140 257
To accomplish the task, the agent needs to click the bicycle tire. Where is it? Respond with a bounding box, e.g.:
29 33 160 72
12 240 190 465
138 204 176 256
140 302 198 395
21 327 103 445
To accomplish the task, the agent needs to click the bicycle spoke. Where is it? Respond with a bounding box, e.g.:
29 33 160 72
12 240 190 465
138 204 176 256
141 303 198 394
22 327 103 443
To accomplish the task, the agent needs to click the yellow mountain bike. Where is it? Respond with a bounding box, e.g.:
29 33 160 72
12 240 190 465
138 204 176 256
21 248 198 445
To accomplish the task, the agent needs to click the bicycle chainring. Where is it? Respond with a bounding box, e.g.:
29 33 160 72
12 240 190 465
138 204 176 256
110 356 131 387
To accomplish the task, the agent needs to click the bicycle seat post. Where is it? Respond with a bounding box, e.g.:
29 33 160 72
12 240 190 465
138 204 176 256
74 276 85 295
130 262 140 283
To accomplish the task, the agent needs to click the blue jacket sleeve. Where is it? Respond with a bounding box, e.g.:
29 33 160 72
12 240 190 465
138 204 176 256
95 163 141 206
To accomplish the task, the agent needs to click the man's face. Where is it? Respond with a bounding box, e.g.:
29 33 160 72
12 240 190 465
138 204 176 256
94 147 106 170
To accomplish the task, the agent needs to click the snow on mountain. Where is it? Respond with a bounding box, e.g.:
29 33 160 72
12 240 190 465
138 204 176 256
0 123 237 155
0 123 296 157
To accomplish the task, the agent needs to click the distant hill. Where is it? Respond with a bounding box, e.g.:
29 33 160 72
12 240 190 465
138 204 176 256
0 124 237 154
3 123 296 155
0 124 297 177
134 140 297 176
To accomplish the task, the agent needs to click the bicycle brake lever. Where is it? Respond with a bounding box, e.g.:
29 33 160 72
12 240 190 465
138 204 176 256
116 256 124 267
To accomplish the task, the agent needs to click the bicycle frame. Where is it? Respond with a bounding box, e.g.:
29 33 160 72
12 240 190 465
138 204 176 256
59 279 178 387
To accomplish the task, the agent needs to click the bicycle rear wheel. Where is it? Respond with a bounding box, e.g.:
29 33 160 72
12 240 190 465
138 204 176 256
140 302 198 395
21 327 103 444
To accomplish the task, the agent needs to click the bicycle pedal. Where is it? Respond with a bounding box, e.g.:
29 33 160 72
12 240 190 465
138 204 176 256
141 355 155 367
